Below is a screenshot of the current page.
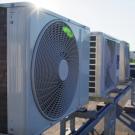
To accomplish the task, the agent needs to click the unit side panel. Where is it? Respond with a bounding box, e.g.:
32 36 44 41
78 28 89 106
120 45 125 81
7 7 30 135
96 34 105 97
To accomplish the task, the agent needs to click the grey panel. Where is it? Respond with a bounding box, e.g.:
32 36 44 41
0 7 7 133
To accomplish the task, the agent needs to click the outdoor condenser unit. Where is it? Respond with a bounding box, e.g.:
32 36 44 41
0 2 90 135
89 32 119 97
119 41 130 82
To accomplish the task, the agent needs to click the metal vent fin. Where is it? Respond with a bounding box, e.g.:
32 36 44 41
89 36 96 93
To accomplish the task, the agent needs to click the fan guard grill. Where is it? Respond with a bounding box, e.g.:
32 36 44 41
105 40 116 89
31 21 79 120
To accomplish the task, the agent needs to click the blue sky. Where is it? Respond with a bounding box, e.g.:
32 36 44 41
1 0 135 50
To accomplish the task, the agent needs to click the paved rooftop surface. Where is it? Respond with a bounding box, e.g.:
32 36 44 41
43 99 135 135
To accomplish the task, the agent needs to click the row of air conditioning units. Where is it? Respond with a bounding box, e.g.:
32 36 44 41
0 2 130 135
89 32 130 97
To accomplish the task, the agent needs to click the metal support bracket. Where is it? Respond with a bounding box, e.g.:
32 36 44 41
60 79 135 135
104 104 116 135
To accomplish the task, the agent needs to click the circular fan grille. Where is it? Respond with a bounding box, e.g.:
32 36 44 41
105 40 116 89
31 20 79 120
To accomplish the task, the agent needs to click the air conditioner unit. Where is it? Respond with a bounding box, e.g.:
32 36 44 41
0 2 90 135
119 41 130 82
89 32 119 97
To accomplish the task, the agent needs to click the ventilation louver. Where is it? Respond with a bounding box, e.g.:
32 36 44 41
89 36 96 93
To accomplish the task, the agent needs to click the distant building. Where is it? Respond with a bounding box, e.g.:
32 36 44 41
130 51 135 63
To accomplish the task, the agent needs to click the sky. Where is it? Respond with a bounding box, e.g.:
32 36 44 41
1 0 135 51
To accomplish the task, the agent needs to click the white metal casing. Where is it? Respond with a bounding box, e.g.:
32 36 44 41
119 41 130 82
89 32 119 97
0 2 90 135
